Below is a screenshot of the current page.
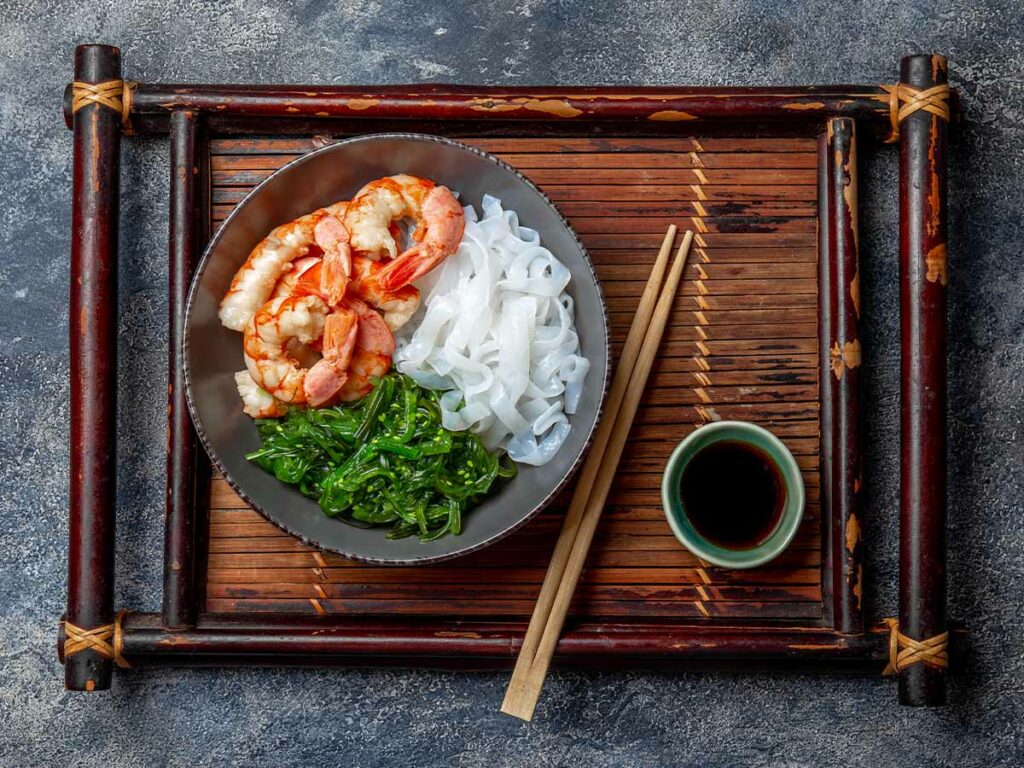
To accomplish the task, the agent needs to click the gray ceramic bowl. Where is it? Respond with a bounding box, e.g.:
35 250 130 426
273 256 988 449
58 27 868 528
184 133 609 564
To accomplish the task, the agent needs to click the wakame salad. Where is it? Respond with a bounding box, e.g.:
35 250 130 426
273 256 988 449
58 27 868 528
246 372 516 541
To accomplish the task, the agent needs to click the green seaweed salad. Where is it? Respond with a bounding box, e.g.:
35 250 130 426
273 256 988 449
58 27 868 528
246 372 516 541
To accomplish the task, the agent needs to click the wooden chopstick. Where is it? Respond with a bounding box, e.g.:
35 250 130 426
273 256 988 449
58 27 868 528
501 229 694 721
500 225 678 704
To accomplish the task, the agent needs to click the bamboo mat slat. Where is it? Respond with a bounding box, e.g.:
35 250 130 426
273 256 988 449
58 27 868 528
202 135 822 623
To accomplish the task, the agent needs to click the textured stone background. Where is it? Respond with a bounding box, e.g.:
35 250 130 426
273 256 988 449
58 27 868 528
2 1 1022 765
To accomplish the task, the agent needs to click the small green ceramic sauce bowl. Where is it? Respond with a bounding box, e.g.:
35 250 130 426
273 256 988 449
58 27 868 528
661 421 805 569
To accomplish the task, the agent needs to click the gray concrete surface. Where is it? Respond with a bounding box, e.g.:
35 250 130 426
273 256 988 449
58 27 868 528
2 1 1022 765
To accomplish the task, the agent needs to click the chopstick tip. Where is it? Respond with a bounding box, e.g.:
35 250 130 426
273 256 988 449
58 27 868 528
677 229 695 253
660 224 678 249
500 691 538 722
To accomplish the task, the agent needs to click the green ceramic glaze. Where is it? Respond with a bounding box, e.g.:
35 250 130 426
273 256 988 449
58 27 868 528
661 421 805 569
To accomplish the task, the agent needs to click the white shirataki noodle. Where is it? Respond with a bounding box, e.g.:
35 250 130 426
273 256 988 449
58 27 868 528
394 195 590 466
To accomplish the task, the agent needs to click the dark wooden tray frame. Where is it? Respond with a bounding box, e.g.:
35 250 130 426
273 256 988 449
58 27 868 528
60 44 961 706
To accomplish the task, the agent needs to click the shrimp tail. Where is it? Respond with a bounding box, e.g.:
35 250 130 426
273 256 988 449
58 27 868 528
314 213 353 306
372 244 445 292
304 309 359 407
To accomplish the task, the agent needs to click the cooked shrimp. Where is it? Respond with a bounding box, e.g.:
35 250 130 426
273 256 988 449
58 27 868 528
344 175 464 265
313 204 352 306
236 257 332 416
282 258 403 354
326 297 395 402
243 292 362 407
348 255 421 331
269 256 321 300
219 210 326 331
345 174 433 259
218 201 346 331
234 370 288 418
243 295 329 404
340 295 396 356
303 308 359 407
367 183 465 289
337 350 392 402
268 256 330 362
233 259 321 417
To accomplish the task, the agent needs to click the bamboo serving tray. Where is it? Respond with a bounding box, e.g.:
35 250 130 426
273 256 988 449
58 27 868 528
61 45 963 706
205 134 823 623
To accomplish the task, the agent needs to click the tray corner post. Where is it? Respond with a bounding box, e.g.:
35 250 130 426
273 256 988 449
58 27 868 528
163 108 212 630
65 42 124 692
896 52 950 706
816 128 835 630
823 117 865 634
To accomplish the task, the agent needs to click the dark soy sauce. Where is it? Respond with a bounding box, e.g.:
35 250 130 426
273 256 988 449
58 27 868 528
679 441 785 550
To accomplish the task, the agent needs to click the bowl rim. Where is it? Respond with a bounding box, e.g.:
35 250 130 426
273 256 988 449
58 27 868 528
182 132 611 565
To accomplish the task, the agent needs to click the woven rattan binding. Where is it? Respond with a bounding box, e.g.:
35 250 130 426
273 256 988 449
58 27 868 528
881 617 948 675
62 610 131 669
71 79 136 132
883 83 951 143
